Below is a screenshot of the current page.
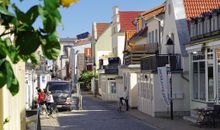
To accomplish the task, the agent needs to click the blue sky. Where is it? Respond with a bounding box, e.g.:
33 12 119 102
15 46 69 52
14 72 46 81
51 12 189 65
12 0 165 38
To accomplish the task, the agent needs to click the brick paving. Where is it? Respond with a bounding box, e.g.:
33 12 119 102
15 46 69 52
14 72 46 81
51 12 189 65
35 92 219 130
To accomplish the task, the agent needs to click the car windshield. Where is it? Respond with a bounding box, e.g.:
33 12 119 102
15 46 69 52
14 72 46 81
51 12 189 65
48 82 70 93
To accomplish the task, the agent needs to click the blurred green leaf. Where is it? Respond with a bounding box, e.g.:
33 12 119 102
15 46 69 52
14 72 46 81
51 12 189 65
12 4 26 22
30 53 40 65
0 6 14 16
16 26 40 55
0 40 7 59
41 33 60 60
4 60 19 96
5 38 20 64
0 59 6 88
44 0 59 10
25 5 39 25
39 7 56 33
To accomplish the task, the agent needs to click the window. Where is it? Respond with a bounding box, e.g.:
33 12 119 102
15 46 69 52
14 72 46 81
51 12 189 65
217 48 220 101
207 48 214 101
142 19 145 29
198 20 203 35
152 31 154 43
192 48 215 102
192 52 205 100
137 23 139 32
190 22 196 37
148 32 151 43
155 29 158 43
211 15 218 31
218 15 220 29
204 17 211 33
110 82 116 94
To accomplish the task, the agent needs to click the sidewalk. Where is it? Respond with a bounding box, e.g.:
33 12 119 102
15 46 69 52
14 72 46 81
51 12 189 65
126 109 217 130
88 93 218 130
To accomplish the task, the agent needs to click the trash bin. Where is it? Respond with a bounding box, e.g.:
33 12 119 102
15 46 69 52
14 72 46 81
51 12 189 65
72 96 79 110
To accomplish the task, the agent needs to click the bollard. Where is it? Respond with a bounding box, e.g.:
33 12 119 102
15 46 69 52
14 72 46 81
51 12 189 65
36 108 41 130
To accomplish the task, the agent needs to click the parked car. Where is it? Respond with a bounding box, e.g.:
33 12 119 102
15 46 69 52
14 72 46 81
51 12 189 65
45 80 79 111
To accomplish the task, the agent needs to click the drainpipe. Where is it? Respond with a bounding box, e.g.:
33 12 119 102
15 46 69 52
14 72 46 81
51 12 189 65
153 15 163 54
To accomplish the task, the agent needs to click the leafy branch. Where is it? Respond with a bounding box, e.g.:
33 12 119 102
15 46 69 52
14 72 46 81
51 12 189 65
0 0 78 95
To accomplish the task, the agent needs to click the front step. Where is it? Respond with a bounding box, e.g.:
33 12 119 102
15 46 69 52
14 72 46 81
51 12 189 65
183 116 197 123
183 109 199 124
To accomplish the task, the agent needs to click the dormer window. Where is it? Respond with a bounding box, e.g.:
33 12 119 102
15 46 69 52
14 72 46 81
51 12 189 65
190 20 197 37
211 14 218 31
218 13 220 29
197 18 203 35
204 16 211 34
136 22 140 32
142 19 145 29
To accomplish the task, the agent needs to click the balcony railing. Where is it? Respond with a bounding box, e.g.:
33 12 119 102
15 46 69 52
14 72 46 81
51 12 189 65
104 65 118 74
124 43 158 65
140 54 182 72
99 65 118 74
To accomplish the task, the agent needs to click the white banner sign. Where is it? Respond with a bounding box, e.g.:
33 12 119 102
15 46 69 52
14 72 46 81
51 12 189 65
157 67 170 105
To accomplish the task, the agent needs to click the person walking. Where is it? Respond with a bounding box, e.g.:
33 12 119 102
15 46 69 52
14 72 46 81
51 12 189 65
119 86 129 111
37 89 46 114
46 91 55 116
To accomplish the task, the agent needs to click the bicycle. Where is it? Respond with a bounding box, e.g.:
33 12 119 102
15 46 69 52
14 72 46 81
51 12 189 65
117 98 127 112
47 103 58 118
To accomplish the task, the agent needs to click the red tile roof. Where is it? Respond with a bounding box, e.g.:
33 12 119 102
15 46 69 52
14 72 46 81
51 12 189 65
119 11 142 32
96 23 110 38
184 0 220 19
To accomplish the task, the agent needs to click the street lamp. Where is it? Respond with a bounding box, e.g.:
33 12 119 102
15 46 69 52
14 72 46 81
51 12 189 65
166 37 174 120
71 48 79 90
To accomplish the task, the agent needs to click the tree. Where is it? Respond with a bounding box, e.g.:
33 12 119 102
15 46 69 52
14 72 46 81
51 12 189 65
78 70 97 90
0 0 78 96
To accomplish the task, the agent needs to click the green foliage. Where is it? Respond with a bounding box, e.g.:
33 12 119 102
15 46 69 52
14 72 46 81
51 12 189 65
78 70 97 90
0 0 68 95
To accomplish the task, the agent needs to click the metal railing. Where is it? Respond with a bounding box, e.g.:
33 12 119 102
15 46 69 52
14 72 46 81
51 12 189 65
140 54 182 72
124 43 159 65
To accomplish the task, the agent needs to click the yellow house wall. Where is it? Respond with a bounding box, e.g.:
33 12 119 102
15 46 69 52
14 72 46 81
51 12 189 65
3 61 26 130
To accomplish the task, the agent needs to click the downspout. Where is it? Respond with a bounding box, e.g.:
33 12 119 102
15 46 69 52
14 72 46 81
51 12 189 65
153 15 162 54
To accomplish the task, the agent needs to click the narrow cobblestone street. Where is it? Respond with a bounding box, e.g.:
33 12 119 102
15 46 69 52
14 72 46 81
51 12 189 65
41 93 159 130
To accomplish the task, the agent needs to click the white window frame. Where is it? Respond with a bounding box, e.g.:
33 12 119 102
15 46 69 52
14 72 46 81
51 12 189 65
155 29 158 43
192 48 216 102
152 31 154 43
212 15 218 31
218 14 220 30
142 19 145 29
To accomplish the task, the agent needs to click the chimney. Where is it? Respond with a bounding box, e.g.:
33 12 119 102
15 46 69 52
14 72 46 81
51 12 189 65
112 6 119 15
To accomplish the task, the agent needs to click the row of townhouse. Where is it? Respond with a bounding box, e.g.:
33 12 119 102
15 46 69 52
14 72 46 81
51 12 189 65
54 37 92 88
92 0 220 119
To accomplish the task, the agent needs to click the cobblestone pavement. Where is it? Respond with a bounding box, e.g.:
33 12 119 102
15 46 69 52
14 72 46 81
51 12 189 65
41 93 220 130
41 93 159 130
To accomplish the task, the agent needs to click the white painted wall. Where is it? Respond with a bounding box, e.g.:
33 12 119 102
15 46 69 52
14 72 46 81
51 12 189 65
99 74 118 101
97 51 112 66
39 74 51 90
117 36 125 63
162 0 190 70
129 73 138 107
138 72 190 117
25 70 37 109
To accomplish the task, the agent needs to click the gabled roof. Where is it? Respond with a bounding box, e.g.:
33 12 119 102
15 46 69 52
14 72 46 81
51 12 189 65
141 4 165 21
184 0 220 19
96 23 110 38
119 11 142 32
